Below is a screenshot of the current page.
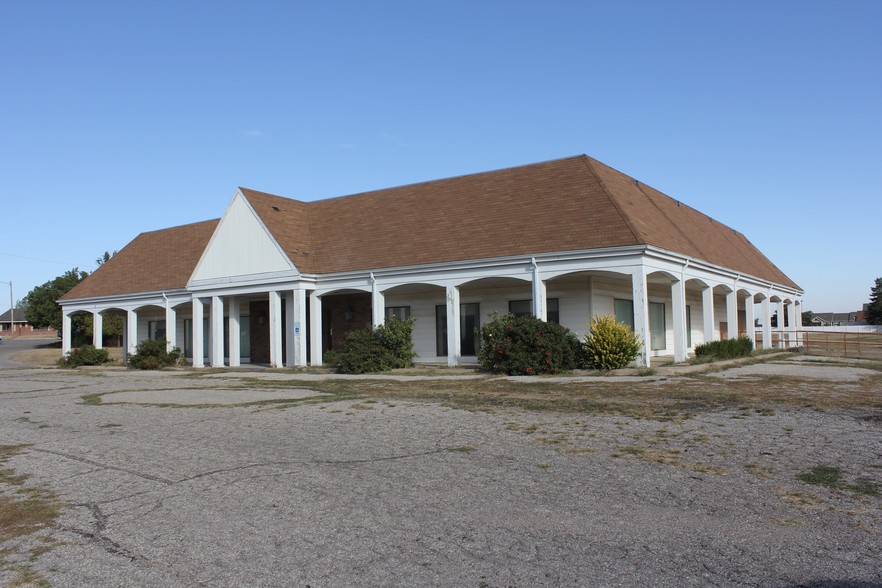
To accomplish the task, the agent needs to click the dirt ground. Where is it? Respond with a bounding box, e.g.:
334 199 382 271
1 356 880 587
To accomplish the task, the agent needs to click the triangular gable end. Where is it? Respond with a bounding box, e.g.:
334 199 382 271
189 190 297 285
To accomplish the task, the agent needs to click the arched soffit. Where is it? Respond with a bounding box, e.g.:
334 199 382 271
65 309 93 317
169 299 192 310
769 295 783 303
753 292 768 302
736 288 755 301
318 287 371 297
647 270 678 283
456 276 532 290
712 284 734 294
132 303 165 313
543 268 631 283
381 282 446 295
684 278 711 294
782 297 794 305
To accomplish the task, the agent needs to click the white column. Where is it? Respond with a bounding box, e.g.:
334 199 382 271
292 289 308 367
702 286 715 344
309 291 323 366
531 260 546 321
761 297 771 350
631 266 651 368
165 304 177 352
587 275 595 320
446 284 461 367
371 277 385 329
126 308 138 359
192 298 204 368
793 301 801 346
92 311 103 349
269 291 283 368
777 300 786 349
671 278 687 362
210 296 224 367
62 312 72 356
744 294 756 350
228 297 240 367
788 302 798 347
285 294 295 367
726 289 738 340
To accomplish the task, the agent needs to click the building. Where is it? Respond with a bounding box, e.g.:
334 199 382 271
810 312 866 327
59 155 803 368
0 308 56 337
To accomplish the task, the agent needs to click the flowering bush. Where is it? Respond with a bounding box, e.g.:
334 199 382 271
478 313 580 375
582 315 642 370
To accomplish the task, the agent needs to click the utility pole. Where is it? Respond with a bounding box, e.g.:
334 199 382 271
0 280 12 336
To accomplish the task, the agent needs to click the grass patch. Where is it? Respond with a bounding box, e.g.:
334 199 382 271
744 463 774 479
796 465 880 496
0 445 62 545
150 367 882 420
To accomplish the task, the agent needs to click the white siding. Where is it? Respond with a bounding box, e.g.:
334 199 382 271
191 194 294 282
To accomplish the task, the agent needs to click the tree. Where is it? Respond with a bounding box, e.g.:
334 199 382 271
867 277 882 325
23 268 88 330
95 250 117 266
801 310 814 326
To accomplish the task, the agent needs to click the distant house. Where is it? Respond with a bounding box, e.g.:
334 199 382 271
59 155 803 368
810 312 866 327
0 308 55 337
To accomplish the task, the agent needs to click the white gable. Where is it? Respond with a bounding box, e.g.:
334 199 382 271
190 191 296 283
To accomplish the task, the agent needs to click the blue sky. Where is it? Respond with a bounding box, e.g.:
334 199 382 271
1 1 879 313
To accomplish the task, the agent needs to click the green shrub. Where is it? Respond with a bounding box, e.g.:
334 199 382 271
478 313 580 375
57 344 110 368
334 317 417 374
693 337 753 360
128 338 184 370
582 315 642 370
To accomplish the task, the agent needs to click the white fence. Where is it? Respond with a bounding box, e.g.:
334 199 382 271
800 325 882 334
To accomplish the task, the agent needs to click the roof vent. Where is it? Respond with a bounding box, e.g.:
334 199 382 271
272 206 280 212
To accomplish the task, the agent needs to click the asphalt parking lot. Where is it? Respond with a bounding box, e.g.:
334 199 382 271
1 360 881 587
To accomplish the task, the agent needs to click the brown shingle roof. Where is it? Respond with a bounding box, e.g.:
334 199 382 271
62 155 799 302
245 155 798 288
61 219 219 300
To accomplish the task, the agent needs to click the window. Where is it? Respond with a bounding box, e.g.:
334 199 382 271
435 303 480 356
508 299 531 318
148 320 166 341
614 299 634 330
508 299 560 323
649 302 665 351
385 306 411 321
686 305 692 348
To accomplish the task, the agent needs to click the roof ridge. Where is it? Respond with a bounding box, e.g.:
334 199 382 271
581 156 642 243
304 155 590 204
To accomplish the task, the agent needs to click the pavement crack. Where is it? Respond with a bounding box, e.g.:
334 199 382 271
57 524 141 562
30 447 174 485
177 447 451 483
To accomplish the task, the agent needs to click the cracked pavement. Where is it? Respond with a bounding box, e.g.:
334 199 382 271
1 366 880 586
